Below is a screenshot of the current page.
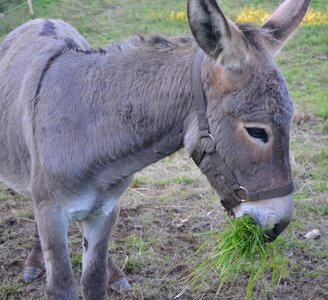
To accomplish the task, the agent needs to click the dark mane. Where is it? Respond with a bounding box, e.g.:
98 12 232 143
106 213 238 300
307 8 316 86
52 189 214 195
105 25 276 55
106 34 197 53
61 37 107 55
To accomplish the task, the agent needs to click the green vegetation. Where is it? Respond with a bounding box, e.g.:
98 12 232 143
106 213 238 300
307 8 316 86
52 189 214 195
180 216 286 299
278 24 328 120
0 283 23 296
12 208 33 219
70 254 82 273
125 257 142 273
131 176 147 188
154 176 194 188
0 191 11 201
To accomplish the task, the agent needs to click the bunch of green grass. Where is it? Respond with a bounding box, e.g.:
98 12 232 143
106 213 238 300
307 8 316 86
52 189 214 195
177 216 286 299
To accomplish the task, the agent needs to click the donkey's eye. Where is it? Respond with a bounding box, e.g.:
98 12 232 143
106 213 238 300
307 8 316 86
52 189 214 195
245 127 268 143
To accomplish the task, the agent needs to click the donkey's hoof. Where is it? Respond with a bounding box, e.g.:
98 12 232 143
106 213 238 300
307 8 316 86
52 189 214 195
23 266 42 283
110 277 132 292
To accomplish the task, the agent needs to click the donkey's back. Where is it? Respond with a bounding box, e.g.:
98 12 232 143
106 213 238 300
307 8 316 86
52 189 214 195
0 19 91 194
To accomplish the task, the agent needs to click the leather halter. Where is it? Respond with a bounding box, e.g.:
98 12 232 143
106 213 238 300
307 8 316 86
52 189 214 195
191 49 294 214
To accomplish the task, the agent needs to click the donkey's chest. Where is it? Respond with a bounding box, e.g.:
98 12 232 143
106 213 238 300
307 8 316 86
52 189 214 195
65 189 117 221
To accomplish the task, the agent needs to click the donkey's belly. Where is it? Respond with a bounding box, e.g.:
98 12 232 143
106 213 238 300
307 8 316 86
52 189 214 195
65 189 117 221
64 176 133 221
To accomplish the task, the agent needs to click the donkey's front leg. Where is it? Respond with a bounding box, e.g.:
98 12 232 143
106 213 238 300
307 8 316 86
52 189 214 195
35 202 77 300
108 255 131 292
81 205 119 300
78 222 131 293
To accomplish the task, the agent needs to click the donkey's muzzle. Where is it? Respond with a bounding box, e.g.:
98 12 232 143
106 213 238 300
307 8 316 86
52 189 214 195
233 193 294 242
263 219 291 242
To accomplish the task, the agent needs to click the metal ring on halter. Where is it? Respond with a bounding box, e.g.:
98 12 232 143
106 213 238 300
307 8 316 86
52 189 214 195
233 186 248 201
199 133 216 154
238 186 248 201
207 133 215 142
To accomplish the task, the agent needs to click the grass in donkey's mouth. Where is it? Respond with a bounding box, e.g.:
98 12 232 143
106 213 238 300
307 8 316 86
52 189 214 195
177 215 287 299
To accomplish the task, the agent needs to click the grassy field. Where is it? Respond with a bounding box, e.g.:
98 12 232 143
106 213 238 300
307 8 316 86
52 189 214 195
0 0 327 299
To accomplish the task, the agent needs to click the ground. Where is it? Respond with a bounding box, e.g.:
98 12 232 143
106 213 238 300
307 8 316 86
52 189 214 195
0 0 327 299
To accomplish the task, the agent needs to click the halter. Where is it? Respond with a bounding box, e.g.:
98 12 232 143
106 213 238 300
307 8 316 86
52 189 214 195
191 50 294 214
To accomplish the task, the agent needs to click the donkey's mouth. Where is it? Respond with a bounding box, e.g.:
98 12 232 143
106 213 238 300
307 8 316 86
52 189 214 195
231 212 291 242
232 194 294 242
263 219 291 242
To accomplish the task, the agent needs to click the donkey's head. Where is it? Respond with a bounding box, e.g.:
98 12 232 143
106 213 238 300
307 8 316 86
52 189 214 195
186 0 311 241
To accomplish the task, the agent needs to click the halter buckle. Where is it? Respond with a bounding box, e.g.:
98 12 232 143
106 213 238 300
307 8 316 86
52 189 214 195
235 186 248 201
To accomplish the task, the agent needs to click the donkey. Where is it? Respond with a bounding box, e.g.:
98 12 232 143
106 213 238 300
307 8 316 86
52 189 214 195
0 0 311 299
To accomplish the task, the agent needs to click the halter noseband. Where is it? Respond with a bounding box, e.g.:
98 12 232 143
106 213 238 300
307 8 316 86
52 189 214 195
191 49 294 214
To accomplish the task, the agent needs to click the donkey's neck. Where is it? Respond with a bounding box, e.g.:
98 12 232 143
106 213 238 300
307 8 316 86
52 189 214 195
103 47 195 147
89 49 196 187
45 38 197 188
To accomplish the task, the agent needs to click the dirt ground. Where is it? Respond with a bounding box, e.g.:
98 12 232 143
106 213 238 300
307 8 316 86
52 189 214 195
0 117 327 300
0 197 327 300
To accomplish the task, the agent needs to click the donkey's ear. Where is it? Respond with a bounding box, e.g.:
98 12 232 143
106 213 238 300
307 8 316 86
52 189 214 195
261 0 311 56
187 0 250 72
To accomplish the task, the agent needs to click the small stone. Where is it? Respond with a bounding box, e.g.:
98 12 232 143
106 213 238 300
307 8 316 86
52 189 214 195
318 54 328 61
304 229 320 239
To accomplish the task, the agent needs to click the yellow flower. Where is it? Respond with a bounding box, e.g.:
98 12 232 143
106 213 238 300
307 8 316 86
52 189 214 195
176 11 187 22
235 7 269 24
235 7 328 26
169 11 187 22
303 9 328 25
168 8 328 26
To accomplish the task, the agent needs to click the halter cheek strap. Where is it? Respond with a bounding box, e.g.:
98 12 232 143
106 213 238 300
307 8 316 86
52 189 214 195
191 49 294 214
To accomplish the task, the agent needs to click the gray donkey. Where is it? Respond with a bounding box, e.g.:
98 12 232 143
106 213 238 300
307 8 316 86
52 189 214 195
0 0 311 299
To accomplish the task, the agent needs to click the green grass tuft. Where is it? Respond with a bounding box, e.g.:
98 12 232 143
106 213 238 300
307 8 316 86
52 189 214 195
178 216 286 300
70 254 82 273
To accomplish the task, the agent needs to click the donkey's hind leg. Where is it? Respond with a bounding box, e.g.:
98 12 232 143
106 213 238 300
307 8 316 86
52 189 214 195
23 222 43 282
